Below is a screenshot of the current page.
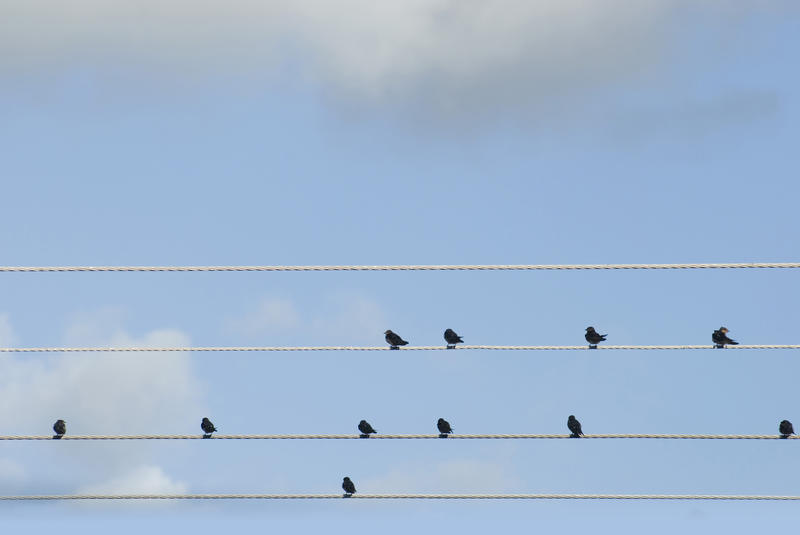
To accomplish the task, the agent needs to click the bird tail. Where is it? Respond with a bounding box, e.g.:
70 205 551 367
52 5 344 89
729 340 739 345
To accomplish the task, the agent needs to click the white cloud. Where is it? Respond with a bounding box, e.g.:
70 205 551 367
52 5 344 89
77 464 188 495
0 312 203 492
2 1 782 115
0 324 202 435
282 1 675 99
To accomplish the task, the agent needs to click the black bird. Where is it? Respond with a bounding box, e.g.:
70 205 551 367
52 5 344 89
712 327 738 348
201 417 217 438
358 419 377 438
567 415 584 438
384 330 408 349
52 419 66 439
780 420 795 438
437 418 453 437
342 476 356 496
585 326 607 348
444 329 463 349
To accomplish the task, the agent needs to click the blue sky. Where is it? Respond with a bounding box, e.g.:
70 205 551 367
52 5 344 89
1 1 799 532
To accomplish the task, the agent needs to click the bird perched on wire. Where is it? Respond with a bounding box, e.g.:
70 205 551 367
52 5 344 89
779 420 794 439
585 327 607 349
712 327 738 348
342 476 356 497
444 329 463 349
201 417 217 438
358 419 377 438
437 418 453 438
384 330 408 349
567 415 584 438
52 419 66 439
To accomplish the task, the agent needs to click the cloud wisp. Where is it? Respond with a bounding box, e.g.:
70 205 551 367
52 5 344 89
227 292 386 344
362 458 523 494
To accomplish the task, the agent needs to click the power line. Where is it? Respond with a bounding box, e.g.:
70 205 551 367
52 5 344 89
0 344 797 353
1 493 798 501
1 345 795 352
0 262 799 272
0 433 796 441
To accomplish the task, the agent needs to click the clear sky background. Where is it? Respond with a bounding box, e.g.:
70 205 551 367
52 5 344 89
1 1 799 532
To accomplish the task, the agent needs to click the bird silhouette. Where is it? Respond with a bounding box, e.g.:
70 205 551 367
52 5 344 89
342 476 356 496
201 417 217 437
780 420 795 438
52 419 66 439
437 418 453 437
712 327 738 348
567 415 584 438
444 329 463 349
358 419 377 437
585 327 607 348
384 330 408 349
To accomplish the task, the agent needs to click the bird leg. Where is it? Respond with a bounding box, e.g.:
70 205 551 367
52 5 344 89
390 345 399 350
52 435 62 440
589 344 597 349
343 493 352 498
446 344 455 349
714 344 724 349
359 433 369 439
439 433 449 438
202 434 212 439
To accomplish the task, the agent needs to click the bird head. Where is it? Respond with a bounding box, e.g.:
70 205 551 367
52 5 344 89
568 415 575 420
384 330 392 334
585 327 595 332
720 327 729 333
343 477 351 481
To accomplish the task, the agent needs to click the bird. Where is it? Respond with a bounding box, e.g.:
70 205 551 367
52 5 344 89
712 327 738 348
780 420 795 438
437 418 453 437
358 419 377 437
52 419 66 439
444 328 463 349
384 330 408 349
567 415 584 438
201 417 217 437
585 326 607 348
342 476 356 496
